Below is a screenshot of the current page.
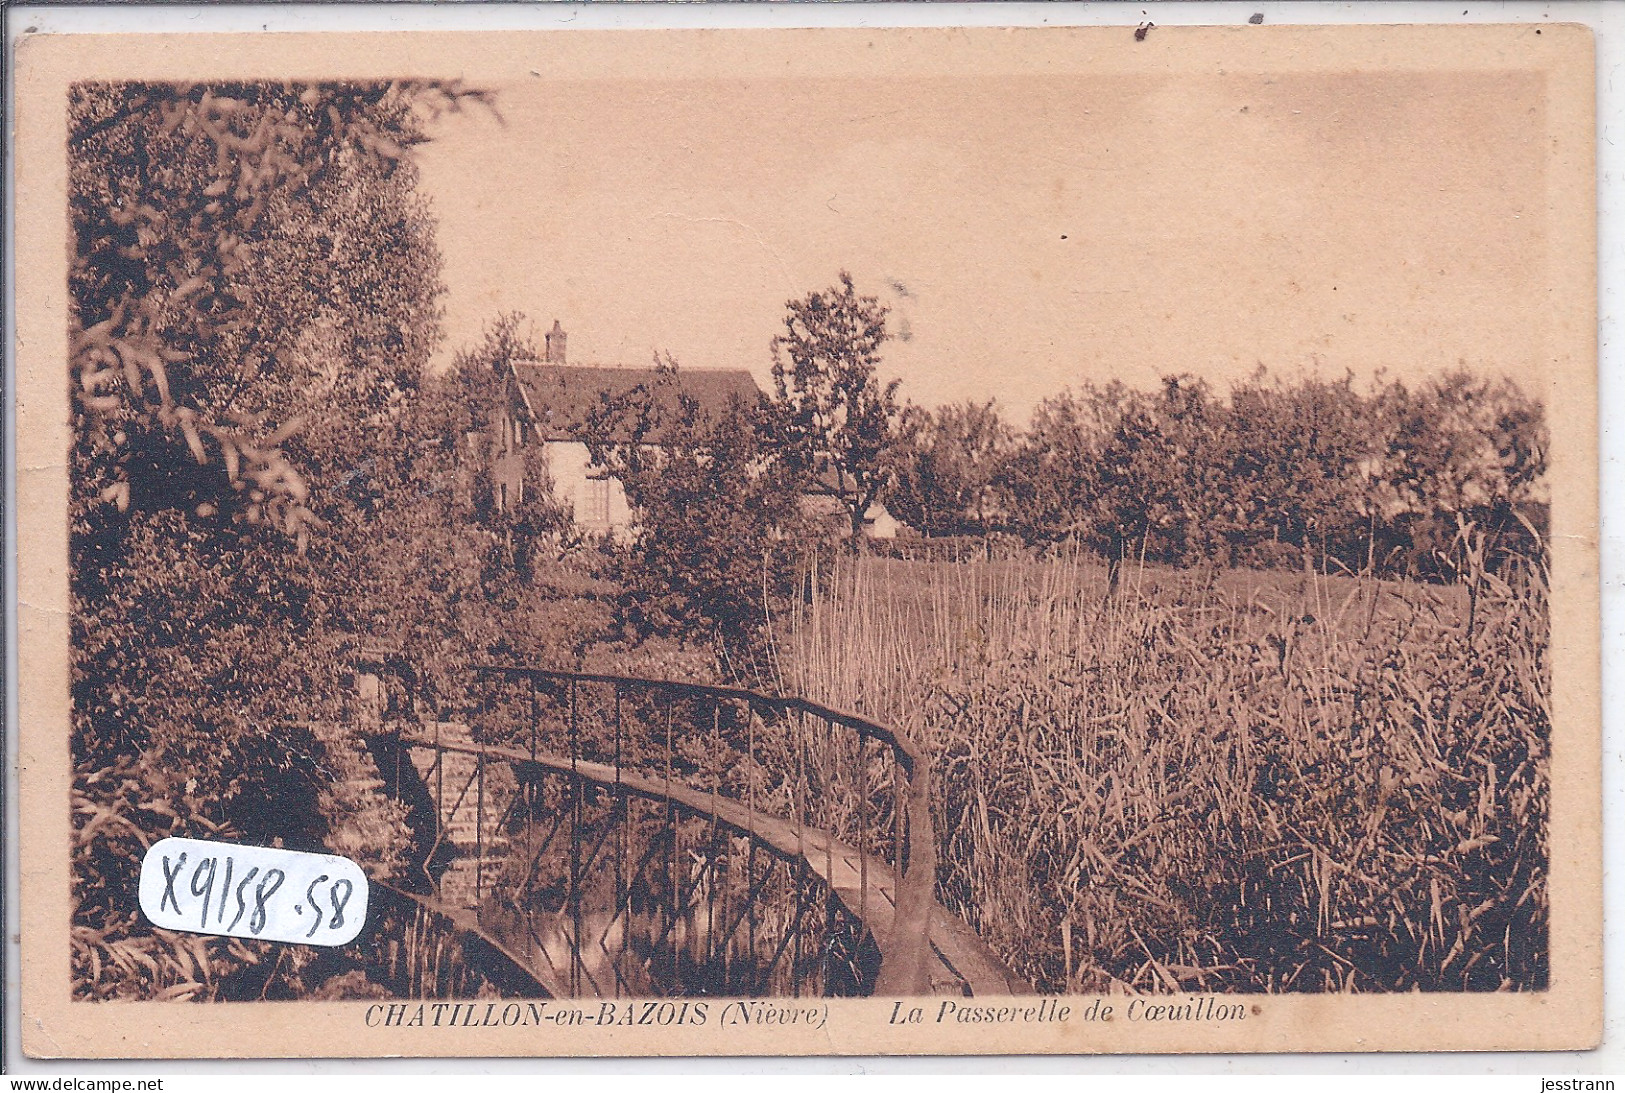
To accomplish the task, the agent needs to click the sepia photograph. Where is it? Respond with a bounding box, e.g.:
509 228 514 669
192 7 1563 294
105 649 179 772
14 21 1600 1057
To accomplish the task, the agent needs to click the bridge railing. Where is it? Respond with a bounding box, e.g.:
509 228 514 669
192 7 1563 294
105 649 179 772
367 664 938 997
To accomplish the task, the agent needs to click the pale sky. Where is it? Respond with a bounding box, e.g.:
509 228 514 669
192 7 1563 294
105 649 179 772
416 66 1547 424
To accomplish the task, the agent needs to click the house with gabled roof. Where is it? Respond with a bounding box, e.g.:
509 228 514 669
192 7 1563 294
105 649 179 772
483 321 761 536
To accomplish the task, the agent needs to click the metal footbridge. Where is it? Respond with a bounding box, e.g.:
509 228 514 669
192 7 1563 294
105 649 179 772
360 665 1029 999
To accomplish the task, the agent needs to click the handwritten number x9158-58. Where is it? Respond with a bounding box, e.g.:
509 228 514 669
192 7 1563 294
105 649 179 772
156 850 350 938
140 837 369 945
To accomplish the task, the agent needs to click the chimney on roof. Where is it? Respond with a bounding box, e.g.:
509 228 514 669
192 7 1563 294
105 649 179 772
545 320 567 365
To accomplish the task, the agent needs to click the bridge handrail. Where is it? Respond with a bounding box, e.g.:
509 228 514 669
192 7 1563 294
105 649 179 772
471 664 928 778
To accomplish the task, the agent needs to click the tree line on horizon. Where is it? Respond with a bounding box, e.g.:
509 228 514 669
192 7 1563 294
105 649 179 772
890 365 1547 581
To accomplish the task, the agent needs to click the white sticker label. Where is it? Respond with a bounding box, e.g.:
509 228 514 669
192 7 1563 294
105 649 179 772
138 837 369 946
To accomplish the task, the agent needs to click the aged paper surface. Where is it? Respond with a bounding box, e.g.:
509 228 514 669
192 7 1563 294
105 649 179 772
14 23 1599 1058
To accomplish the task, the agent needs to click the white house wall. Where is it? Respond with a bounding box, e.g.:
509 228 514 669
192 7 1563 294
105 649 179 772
545 440 633 536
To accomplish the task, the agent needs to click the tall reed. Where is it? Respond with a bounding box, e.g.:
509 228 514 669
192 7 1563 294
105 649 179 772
778 551 1549 993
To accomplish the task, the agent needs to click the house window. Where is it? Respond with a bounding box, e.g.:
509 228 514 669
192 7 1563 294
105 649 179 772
583 478 611 527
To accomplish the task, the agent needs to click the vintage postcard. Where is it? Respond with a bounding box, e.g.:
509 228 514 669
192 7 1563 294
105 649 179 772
13 22 1599 1058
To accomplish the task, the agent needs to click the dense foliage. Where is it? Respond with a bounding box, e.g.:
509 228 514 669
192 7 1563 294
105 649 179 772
69 79 471 768
770 273 902 546
889 399 1012 540
901 369 1546 580
69 81 488 999
353 314 580 700
579 358 803 662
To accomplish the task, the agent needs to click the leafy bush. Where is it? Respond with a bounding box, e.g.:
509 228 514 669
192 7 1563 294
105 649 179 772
991 368 1546 580
580 363 804 661
889 400 1012 540
74 753 498 1001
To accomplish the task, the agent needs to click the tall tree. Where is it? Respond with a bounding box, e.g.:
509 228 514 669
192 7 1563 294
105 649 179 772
1227 369 1375 571
770 273 901 546
1370 370 1548 577
1000 382 1134 544
891 399 1012 540
68 80 483 1000
580 358 801 661
70 81 470 770
70 82 483 544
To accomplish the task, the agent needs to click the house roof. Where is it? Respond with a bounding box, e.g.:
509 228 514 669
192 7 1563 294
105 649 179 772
510 363 763 441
